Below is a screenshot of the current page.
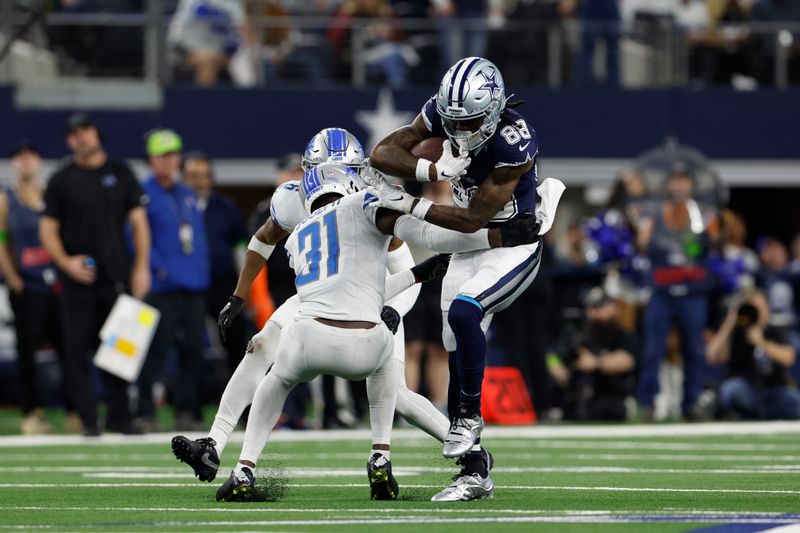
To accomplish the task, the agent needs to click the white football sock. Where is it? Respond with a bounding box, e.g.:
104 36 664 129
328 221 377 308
208 321 281 456
394 359 450 442
238 372 295 465
370 449 390 463
366 357 398 448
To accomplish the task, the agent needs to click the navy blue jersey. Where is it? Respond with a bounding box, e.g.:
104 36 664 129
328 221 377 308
421 96 539 224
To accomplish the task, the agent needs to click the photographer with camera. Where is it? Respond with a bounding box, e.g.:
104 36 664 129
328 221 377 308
547 287 637 421
706 290 800 420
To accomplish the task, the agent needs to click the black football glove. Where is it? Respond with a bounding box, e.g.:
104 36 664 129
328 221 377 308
411 253 452 283
381 306 401 334
500 212 541 247
218 296 245 343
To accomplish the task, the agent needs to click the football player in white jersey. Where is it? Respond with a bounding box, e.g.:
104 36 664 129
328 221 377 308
214 163 543 502
172 128 477 486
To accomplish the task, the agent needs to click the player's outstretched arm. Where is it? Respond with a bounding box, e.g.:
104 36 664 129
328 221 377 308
374 208 500 252
379 162 531 233
218 218 287 341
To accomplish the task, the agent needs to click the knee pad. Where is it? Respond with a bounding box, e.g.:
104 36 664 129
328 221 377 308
447 297 484 335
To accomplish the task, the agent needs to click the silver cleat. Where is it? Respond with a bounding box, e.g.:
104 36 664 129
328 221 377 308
442 414 484 458
430 472 494 502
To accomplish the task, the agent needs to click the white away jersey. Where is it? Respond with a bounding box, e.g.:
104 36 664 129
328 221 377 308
284 189 391 322
270 180 306 232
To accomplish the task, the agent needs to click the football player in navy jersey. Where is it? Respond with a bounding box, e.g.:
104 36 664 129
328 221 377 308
371 57 564 502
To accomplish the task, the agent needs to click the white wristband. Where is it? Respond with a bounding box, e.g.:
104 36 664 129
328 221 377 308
415 158 432 182
411 197 433 219
247 235 275 261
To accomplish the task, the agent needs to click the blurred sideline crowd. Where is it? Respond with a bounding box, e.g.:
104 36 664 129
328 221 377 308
8 0 800 88
2 116 800 437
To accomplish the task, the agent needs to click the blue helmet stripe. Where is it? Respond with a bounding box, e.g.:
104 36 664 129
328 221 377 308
456 57 481 105
447 58 469 105
303 166 322 197
331 128 347 152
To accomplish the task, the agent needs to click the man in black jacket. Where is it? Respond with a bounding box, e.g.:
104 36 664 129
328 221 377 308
39 113 151 436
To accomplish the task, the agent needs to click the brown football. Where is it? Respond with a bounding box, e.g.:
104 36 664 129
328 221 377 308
411 136 448 161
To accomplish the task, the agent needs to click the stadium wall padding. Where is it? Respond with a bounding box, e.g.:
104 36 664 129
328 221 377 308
1 86 798 160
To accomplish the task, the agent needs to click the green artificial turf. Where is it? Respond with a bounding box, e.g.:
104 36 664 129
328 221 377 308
0 428 798 532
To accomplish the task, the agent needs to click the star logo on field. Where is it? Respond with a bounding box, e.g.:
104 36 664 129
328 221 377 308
355 90 414 151
479 70 500 98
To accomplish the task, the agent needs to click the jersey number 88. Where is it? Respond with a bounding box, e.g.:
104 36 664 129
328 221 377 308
500 119 531 145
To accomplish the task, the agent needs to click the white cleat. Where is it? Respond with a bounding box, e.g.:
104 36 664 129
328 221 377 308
430 472 495 502
442 414 484 458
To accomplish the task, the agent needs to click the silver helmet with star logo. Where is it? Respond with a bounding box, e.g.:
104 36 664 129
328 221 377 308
435 57 506 152
302 127 367 176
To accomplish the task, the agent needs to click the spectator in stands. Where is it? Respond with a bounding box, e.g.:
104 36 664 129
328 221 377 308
707 289 800 419
574 0 620 86
168 0 255 86
404 181 452 414
756 237 796 330
327 0 418 87
687 0 755 87
547 287 637 420
182 152 250 371
137 130 209 431
750 0 800 85
254 1 330 85
493 0 576 86
39 113 150 436
0 141 64 434
432 0 490 69
636 168 719 421
722 210 760 287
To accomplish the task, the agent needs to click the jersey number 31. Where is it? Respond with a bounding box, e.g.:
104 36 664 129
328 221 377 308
296 211 340 286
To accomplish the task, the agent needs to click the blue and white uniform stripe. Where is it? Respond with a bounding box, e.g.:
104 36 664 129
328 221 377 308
468 242 542 314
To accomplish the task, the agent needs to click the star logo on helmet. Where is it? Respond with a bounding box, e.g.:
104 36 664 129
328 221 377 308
479 70 500 98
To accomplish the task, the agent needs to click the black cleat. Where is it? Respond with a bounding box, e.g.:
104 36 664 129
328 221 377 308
172 436 220 482
367 453 399 500
216 466 265 502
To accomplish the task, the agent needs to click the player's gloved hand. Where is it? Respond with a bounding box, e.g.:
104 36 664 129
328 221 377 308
433 140 470 182
500 213 541 247
411 253 452 283
218 296 245 343
381 306 401 334
376 190 433 220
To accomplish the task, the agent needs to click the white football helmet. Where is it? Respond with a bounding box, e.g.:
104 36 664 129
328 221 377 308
435 57 506 152
301 162 361 212
302 127 367 175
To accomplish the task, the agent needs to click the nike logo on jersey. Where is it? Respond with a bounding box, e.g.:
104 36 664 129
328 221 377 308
519 142 530 152
200 453 218 469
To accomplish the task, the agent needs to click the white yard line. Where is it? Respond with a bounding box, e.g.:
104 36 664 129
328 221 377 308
533 440 800 452
0 482 798 495
3 452 800 463
72 465 800 479
2 421 800 447
2 516 799 528
3 506 800 517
